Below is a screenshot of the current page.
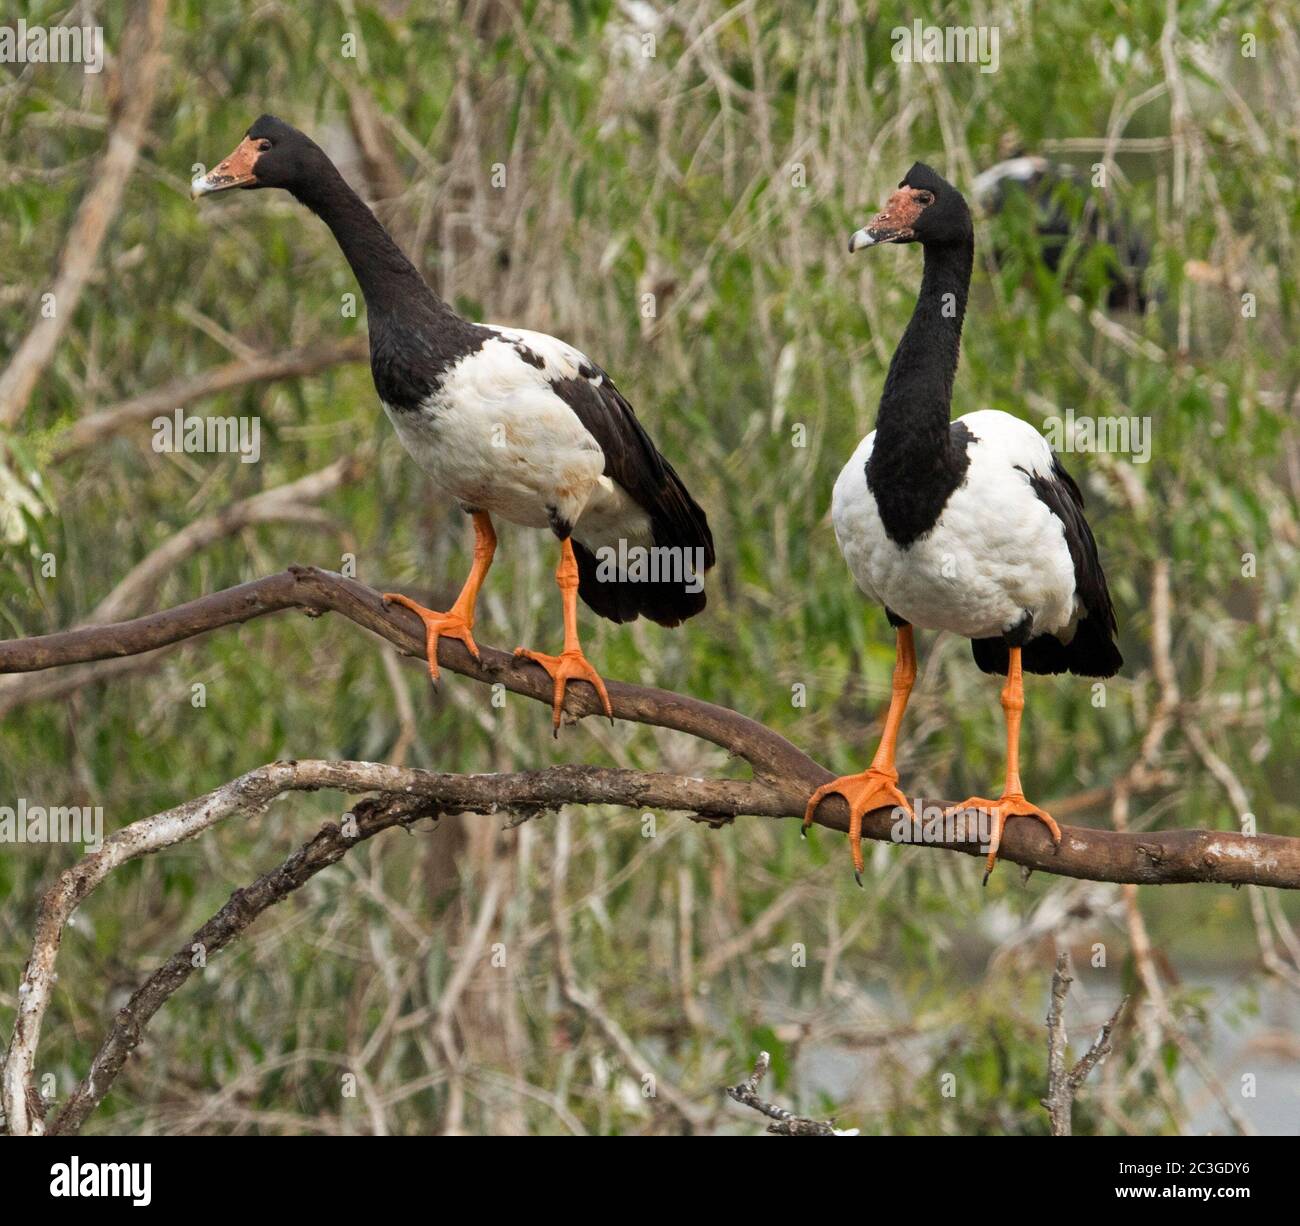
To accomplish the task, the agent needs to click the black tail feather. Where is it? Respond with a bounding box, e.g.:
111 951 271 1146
972 616 1123 678
572 448 714 627
572 539 708 627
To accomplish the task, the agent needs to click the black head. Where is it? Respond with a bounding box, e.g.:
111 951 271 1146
849 162 973 252
191 114 331 199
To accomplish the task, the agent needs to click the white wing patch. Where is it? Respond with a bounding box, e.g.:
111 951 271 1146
484 324 606 387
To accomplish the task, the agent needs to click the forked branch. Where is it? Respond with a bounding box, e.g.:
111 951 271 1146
0 566 1292 890
724 1051 850 1136
1042 953 1129 1136
2 566 1296 1136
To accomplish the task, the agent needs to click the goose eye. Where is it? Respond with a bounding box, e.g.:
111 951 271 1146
256 140 272 152
915 190 935 205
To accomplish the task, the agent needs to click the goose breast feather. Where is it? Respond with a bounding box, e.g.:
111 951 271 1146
832 410 1079 640
380 326 647 542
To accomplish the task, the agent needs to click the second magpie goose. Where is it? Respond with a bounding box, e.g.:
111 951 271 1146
805 163 1122 881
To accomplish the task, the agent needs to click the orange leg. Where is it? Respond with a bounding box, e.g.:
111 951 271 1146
944 646 1061 883
514 538 614 735
804 625 918 882
383 511 496 682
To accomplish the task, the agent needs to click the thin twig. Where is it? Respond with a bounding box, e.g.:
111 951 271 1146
1042 953 1128 1136
724 1052 848 1136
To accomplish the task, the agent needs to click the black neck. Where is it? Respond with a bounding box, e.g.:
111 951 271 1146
873 236 973 456
291 166 448 321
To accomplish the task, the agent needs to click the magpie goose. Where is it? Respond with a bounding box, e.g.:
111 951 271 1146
971 150 1150 311
193 116 713 730
805 163 1122 881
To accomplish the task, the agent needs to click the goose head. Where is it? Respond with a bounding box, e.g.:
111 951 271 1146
191 114 329 199
849 163 973 252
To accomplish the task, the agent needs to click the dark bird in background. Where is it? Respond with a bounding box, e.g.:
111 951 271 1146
805 163 1122 881
972 144 1151 311
193 115 713 731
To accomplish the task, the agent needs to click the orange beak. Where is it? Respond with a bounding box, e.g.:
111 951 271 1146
191 136 261 198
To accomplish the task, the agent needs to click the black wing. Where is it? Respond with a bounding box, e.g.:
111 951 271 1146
1027 457 1117 632
1016 455 1122 677
548 366 714 563
548 364 715 626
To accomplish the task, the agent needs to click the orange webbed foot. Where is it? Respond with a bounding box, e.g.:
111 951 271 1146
383 592 481 682
513 646 614 734
943 793 1061 884
803 768 915 885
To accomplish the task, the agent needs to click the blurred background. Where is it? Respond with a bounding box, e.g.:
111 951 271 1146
1 0 1298 1135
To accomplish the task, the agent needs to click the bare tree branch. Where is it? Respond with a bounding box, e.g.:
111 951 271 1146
1 567 1296 891
724 1051 848 1136
3 758 780 1135
48 789 439 1134
49 339 368 461
1042 953 1128 1136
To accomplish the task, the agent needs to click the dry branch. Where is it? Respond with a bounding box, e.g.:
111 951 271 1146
724 1051 848 1136
49 788 440 1135
1 760 776 1131
1 566 1295 890
1042 953 1128 1137
2 758 777 1135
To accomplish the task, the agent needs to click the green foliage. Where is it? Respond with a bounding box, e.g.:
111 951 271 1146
0 0 1296 1136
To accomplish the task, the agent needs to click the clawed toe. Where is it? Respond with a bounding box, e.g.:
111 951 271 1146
944 793 1061 883
514 646 614 734
382 593 480 681
803 768 916 880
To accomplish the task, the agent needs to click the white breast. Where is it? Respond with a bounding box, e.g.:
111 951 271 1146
831 410 1078 639
382 332 606 531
